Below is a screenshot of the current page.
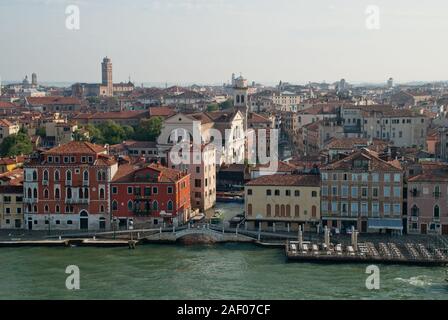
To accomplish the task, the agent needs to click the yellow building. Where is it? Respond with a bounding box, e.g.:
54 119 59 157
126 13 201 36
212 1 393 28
0 119 20 144
0 156 24 174
0 185 24 229
245 174 321 232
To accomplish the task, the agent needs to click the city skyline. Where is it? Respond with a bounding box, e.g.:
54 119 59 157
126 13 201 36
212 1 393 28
1 0 448 84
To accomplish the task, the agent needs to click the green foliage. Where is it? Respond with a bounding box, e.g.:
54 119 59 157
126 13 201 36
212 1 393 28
133 117 163 142
0 132 33 157
207 104 219 112
219 99 233 110
36 126 46 138
86 96 100 104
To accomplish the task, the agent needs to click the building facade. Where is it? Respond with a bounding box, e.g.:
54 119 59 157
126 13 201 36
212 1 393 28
321 149 404 234
0 185 23 229
245 174 321 232
23 141 118 231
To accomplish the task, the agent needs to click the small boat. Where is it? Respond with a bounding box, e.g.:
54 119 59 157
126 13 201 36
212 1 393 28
210 211 224 225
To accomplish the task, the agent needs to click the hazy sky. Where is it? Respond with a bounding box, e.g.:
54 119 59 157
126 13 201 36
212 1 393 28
1 0 447 85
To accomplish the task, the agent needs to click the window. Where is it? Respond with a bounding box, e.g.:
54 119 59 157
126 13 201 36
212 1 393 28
372 187 378 198
247 189 253 195
321 186 328 196
112 186 118 194
66 188 72 199
152 187 158 194
99 188 105 200
384 203 390 216
361 187 368 198
393 203 401 215
394 173 401 182
83 170 89 182
66 170 72 181
372 173 379 183
331 201 338 213
168 186 173 194
54 170 60 181
351 186 358 198
152 201 159 211
43 170 49 181
44 189 49 199
81 156 86 163
127 200 133 211
167 200 173 211
321 173 328 181
372 202 379 217
384 186 390 197
361 202 368 216
112 200 118 211
311 191 317 197
361 173 368 182
55 205 60 213
266 204 271 217
351 203 358 216
274 190 280 196
266 189 271 196
285 190 291 196
127 187 133 194
195 179 201 188
195 167 200 173
384 174 390 182
64 156 69 163
393 186 401 197
341 185 348 197
322 201 328 213
295 205 300 217
434 205 440 219
32 171 37 181
331 186 338 196
67 220 73 225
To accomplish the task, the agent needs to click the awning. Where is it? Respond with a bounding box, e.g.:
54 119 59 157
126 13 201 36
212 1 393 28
368 218 403 230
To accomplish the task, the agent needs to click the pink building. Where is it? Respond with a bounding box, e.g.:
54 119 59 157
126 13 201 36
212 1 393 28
407 163 448 235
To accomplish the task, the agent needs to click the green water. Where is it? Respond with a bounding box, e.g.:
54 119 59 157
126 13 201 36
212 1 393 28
0 243 447 300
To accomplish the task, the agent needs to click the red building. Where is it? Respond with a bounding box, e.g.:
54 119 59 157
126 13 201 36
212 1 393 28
110 163 191 228
23 141 118 231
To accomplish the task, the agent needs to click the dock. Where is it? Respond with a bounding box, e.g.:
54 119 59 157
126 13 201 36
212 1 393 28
0 238 137 248
285 226 448 266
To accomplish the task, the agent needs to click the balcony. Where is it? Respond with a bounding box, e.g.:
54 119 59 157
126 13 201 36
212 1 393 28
65 198 89 204
134 194 152 200
42 180 49 186
66 180 72 186
133 209 153 217
24 198 37 204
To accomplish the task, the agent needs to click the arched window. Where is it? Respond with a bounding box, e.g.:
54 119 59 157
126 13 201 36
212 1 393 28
79 188 84 199
127 200 133 211
152 201 159 211
67 188 72 199
83 170 89 182
411 205 419 217
266 204 271 217
236 95 240 104
55 205 60 213
312 205 317 218
84 188 89 199
100 205 105 213
54 170 60 181
295 205 300 217
66 170 72 181
55 187 60 199
32 171 37 181
275 205 280 217
44 205 49 213
33 205 37 212
102 171 106 181
44 189 49 199
167 200 173 211
286 205 291 217
43 170 49 181
247 203 252 216
27 188 32 198
33 188 37 198
434 205 440 219
99 188 105 199
27 204 31 213
97 170 102 181
281 205 285 217
241 95 245 104
112 200 118 211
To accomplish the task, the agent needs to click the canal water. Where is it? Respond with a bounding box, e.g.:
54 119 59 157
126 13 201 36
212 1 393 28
0 203 447 300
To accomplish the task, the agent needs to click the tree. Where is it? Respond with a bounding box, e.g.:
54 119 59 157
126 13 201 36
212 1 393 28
36 126 46 138
0 133 33 157
134 117 163 141
207 104 219 112
97 120 127 145
219 99 233 110
83 124 104 144
122 125 135 140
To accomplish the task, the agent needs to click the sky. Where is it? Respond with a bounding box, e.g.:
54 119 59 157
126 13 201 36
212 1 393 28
1 0 448 86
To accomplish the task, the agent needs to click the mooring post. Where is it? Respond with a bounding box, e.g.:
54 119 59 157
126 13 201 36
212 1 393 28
273 222 276 233
173 225 175 233
159 227 162 234
258 223 261 241
236 225 239 236
287 223 290 233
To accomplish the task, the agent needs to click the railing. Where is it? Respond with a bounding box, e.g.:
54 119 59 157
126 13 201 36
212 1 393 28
65 198 89 204
133 209 153 216
24 198 37 204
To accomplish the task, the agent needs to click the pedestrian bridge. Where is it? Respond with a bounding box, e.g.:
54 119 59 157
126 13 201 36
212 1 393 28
145 225 256 243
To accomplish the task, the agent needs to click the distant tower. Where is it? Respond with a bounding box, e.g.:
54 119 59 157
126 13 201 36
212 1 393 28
233 75 249 130
101 57 113 96
31 73 37 87
231 73 236 86
339 78 347 91
387 77 394 89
